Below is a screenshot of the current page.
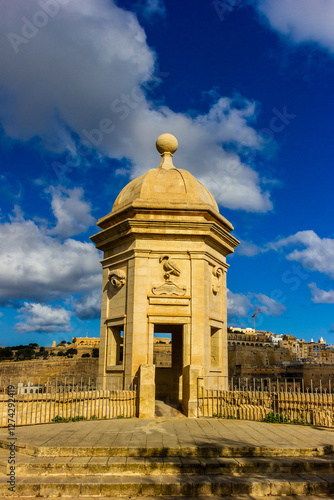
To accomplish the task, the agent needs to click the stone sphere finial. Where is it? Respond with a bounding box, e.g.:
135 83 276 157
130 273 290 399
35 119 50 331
156 133 178 155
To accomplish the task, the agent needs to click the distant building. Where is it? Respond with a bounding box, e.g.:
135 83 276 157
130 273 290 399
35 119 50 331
270 334 283 345
278 334 300 358
228 329 272 347
229 327 256 334
17 382 43 395
229 327 334 366
72 337 100 348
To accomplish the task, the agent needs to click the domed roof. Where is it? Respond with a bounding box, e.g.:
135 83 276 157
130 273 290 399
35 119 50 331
112 133 219 214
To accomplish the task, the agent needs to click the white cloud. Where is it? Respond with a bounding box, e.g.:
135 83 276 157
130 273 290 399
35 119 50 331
15 302 72 333
73 289 101 320
227 289 253 318
127 97 272 212
1 0 154 149
255 0 334 53
308 282 334 304
227 289 285 320
0 0 273 212
269 231 334 278
0 212 101 305
141 0 166 18
236 240 264 257
253 292 286 316
46 186 96 238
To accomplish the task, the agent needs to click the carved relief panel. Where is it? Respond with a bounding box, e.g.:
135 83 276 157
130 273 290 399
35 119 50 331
108 269 126 290
151 255 187 296
212 266 224 295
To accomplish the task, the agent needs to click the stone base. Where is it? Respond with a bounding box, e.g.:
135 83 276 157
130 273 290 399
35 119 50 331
138 364 155 418
182 364 202 417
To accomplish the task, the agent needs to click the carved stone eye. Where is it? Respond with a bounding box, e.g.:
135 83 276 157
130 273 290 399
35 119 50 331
108 269 126 289
111 278 120 288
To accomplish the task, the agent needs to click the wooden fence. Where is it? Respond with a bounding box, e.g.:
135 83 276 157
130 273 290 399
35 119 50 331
0 377 138 427
197 376 334 427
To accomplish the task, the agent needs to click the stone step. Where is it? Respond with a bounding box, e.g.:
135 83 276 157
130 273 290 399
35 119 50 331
1 440 332 458
155 400 186 418
2 497 334 500
1 473 334 497
3 452 334 476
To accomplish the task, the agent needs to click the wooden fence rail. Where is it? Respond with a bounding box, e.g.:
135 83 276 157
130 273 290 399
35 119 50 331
0 378 138 427
197 377 334 427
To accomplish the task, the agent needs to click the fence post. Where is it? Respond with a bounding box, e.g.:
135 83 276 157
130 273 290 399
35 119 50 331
182 365 203 417
138 364 155 418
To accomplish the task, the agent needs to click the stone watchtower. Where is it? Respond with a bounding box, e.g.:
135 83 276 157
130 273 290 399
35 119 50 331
90 134 239 416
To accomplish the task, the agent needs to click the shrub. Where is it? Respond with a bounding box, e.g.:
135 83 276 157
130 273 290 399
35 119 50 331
262 412 290 424
0 347 13 360
52 415 86 423
15 347 35 361
52 415 69 423
65 348 77 356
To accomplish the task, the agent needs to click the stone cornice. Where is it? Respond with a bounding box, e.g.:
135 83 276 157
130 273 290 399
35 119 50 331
91 218 240 254
97 204 234 232
100 249 230 270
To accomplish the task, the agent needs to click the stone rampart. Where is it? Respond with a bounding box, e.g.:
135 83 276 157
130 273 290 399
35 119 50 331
0 358 98 385
228 344 296 377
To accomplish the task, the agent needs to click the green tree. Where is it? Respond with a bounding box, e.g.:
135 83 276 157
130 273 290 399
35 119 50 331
15 347 35 361
0 347 13 360
65 348 77 356
82 353 90 358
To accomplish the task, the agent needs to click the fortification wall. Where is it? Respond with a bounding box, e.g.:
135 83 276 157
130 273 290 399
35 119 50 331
0 358 98 385
228 344 296 376
300 364 334 387
153 344 172 367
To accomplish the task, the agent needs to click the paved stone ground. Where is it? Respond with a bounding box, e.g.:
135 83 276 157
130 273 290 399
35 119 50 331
0 420 334 498
0 418 333 454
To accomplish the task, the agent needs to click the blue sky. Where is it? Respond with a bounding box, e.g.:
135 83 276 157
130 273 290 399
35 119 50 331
0 0 333 347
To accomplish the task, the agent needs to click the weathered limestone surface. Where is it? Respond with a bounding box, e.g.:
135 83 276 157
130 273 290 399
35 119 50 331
1 419 334 498
182 364 202 417
138 364 155 418
0 358 98 385
91 134 239 414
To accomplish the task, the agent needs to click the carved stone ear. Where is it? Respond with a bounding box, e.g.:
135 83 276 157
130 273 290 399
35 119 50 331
108 269 126 289
212 266 224 294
